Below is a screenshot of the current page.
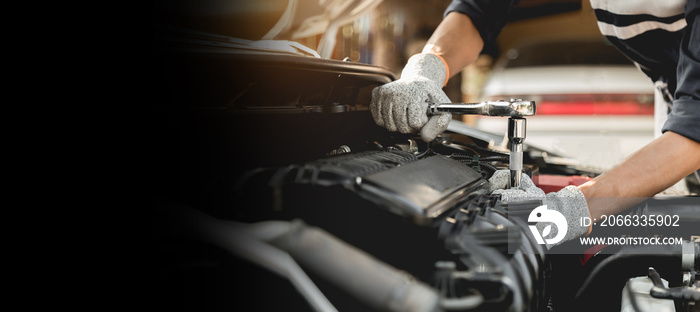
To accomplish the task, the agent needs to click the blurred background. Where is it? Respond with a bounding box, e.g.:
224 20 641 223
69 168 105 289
154 0 662 178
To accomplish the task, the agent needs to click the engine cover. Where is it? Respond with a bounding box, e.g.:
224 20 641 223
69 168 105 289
358 155 487 224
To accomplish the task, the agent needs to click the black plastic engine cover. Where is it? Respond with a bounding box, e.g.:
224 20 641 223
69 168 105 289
358 155 488 225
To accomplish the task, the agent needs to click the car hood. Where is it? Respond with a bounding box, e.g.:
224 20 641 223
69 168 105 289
482 65 654 97
153 0 384 58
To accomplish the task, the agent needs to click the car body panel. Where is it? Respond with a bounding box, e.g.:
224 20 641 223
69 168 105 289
482 65 654 96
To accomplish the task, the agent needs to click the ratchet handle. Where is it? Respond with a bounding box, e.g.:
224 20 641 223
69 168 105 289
427 102 486 115
427 100 536 117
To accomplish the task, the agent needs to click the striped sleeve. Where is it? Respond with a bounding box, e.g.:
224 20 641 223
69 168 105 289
591 0 687 40
590 0 686 81
591 0 698 142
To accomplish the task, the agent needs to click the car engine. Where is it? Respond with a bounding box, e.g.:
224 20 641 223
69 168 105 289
151 25 699 312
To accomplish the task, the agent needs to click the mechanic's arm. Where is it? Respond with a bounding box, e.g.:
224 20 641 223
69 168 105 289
369 12 484 142
579 131 700 223
370 0 519 142
488 132 699 248
421 12 484 79
582 2 700 222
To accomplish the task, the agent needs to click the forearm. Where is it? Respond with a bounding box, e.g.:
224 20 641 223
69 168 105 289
422 12 484 79
579 131 700 221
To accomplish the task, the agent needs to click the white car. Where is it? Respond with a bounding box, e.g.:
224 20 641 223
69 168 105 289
476 38 655 171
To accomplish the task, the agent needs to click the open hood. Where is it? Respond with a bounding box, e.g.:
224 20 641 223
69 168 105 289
153 0 383 58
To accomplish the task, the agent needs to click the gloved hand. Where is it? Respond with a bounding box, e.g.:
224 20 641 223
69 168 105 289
370 53 452 142
488 170 591 249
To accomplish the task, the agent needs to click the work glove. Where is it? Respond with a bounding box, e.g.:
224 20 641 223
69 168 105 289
488 170 591 249
370 53 452 142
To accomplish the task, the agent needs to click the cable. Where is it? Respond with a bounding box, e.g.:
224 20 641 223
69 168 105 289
449 153 509 162
479 161 499 174
159 204 337 312
416 148 433 158
480 155 510 161
439 293 484 310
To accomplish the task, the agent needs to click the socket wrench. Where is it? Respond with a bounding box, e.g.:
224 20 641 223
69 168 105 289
427 99 535 188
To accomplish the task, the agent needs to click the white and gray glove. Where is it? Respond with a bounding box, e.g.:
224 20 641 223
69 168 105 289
370 53 452 142
488 170 591 249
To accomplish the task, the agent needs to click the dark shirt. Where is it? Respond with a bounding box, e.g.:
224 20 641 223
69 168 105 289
445 0 699 142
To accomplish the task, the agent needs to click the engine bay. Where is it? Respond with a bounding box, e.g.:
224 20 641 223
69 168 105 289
151 27 699 311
